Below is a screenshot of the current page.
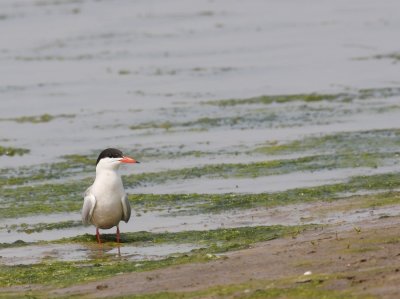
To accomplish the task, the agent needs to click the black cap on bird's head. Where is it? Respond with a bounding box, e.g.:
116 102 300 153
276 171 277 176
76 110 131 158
96 148 139 165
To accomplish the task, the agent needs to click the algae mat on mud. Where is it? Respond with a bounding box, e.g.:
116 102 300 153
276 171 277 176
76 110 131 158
0 225 312 287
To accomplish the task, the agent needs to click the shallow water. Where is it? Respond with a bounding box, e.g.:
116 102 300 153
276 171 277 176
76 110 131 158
1 0 400 166
131 165 400 194
1 0 400 265
2 200 399 265
0 243 201 266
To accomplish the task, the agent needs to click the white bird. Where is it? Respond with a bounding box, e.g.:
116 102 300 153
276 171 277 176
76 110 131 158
81 148 139 244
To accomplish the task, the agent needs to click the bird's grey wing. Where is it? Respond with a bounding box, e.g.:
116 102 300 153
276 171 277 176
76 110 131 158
121 194 131 223
82 188 96 225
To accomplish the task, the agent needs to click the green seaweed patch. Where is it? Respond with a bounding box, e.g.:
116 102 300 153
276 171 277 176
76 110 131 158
194 172 400 213
124 152 393 189
61 154 94 166
203 87 400 106
336 191 400 212
203 93 345 107
2 113 75 124
135 148 217 160
1 152 398 219
0 240 29 250
0 179 90 218
0 154 95 187
373 53 400 61
0 225 310 287
1 220 82 234
129 114 277 131
69 225 310 251
357 86 400 99
16 113 54 123
356 52 400 63
16 54 95 61
130 91 399 132
0 254 211 288
0 146 30 157
255 128 400 156
0 144 398 219
127 172 400 214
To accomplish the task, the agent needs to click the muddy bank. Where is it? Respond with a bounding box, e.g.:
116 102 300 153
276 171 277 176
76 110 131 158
0 197 399 298
50 212 400 298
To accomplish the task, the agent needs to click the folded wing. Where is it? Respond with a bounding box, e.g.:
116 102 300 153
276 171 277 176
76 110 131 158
121 194 131 223
82 188 96 225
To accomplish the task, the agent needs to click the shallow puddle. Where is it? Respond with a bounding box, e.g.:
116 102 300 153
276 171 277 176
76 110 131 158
0 244 87 266
0 243 201 266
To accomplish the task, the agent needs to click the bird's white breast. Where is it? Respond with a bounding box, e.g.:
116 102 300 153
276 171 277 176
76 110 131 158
91 170 125 229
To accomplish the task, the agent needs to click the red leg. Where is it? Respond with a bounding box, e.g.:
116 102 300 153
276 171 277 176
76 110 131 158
116 226 120 243
96 227 101 244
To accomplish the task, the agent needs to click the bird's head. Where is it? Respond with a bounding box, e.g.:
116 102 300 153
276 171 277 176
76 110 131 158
96 148 139 171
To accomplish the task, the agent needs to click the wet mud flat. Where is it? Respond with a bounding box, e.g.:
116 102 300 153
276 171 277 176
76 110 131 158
1 200 400 299
2 196 400 298
52 213 400 299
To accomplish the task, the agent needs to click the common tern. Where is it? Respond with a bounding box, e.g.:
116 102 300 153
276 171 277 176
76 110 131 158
82 148 139 244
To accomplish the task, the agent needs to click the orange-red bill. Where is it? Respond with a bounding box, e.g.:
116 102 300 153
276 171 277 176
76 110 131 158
120 156 139 163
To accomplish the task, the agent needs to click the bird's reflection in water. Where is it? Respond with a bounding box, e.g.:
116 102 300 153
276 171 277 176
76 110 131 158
87 242 122 260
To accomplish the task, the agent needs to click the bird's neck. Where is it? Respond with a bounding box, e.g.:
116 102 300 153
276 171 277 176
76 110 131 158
95 168 121 181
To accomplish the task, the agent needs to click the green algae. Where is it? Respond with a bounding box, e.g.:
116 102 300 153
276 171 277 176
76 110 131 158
357 52 400 62
1 113 75 124
203 93 345 107
351 86 400 99
192 172 400 213
123 152 393 189
119 69 131 75
0 146 30 157
0 240 29 250
1 163 400 220
0 255 208 288
68 225 310 248
128 172 400 214
0 225 309 287
14 113 54 123
203 87 400 107
61 154 94 165
2 220 82 234
16 54 94 61
2 129 399 189
1 128 400 220
0 153 370 216
0 146 222 188
341 191 400 211
129 114 277 131
129 93 399 132
113 276 369 299
0 179 89 218
0 154 95 187
255 129 400 156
